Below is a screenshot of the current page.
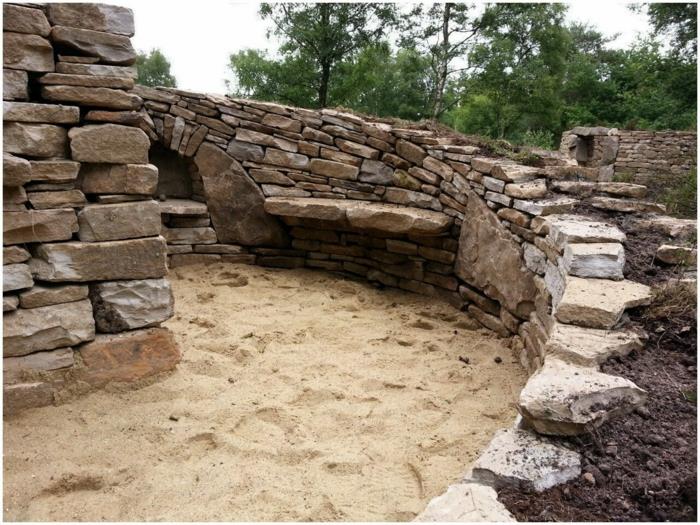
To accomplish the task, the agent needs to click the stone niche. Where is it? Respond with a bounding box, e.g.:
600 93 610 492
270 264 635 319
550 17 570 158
151 143 194 199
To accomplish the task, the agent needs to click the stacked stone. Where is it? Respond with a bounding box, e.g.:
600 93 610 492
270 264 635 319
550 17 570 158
3 4 178 412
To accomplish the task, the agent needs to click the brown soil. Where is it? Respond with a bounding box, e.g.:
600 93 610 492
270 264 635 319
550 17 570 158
499 208 697 522
4 263 526 522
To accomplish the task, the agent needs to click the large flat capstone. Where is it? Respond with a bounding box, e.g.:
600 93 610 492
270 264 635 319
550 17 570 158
29 236 168 282
545 323 646 367
518 358 648 436
263 197 452 236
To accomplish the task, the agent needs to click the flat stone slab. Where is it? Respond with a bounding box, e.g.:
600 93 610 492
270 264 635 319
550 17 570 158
562 242 625 280
555 277 652 329
519 358 647 436
90 278 174 333
3 299 95 357
68 124 149 164
656 244 697 266
264 197 452 235
19 284 89 309
78 200 161 242
547 214 626 249
471 428 581 492
545 322 646 367
628 214 696 240
590 196 666 214
4 209 78 245
513 197 578 216
3 101 80 124
158 198 209 216
414 483 515 522
4 263 33 293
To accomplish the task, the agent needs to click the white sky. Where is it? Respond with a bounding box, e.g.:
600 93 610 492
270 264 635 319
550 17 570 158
113 0 653 95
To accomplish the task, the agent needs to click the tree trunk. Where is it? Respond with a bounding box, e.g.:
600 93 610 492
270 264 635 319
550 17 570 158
318 4 331 108
319 63 331 108
431 3 452 119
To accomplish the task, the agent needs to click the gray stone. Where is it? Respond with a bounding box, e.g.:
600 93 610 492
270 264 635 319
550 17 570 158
4 246 30 264
19 284 89 309
41 85 141 110
513 197 578 216
158 199 208 216
547 215 626 249
455 190 538 318
545 323 646 367
309 158 359 180
3 153 31 186
29 237 168 282
395 139 426 164
4 263 33 292
56 62 137 78
194 143 288 246
562 243 625 280
4 348 74 381
68 124 149 164
359 159 393 184
47 3 135 36
656 244 697 266
414 483 515 522
472 428 581 492
3 101 80 124
505 179 547 199
4 209 77 245
3 5 50 36
384 187 441 211
262 148 309 170
28 160 81 183
78 200 161 242
4 122 67 158
4 32 53 72
27 190 85 210
90 278 174 333
50 26 136 65
519 358 647 435
523 243 547 275
3 299 95 356
226 139 264 162
80 163 158 195
38 72 134 89
4 69 28 100
4 295 19 312
162 226 217 245
590 196 665 214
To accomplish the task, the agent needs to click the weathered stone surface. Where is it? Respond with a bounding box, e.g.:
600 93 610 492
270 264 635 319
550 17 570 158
262 148 309 170
4 32 53 72
264 196 347 222
4 263 33 292
19 284 89 309
396 139 426 164
41 85 141 110
226 139 264 162
194 143 288 246
596 182 647 198
47 4 135 36
90 278 174 333
162 226 217 245
69 124 149 163
4 122 67 158
545 322 646 367
384 187 441 211
547 215 626 249
159 198 208 216
3 153 31 186
4 68 28 100
346 202 452 235
261 113 302 133
56 62 137 78
628 214 696 240
39 72 135 89
4 246 30 265
519 358 647 435
468 305 510 337
3 101 80 124
656 244 697 266
4 295 19 312
29 237 168 282
309 158 359 180
590 196 666 214
3 5 51 36
505 179 547 199
455 190 537 318
80 163 158 195
4 185 27 210
358 159 394 184
562 243 625 280
472 428 581 492
555 277 652 329
4 348 74 382
50 26 136 65
3 299 95 356
28 159 80 183
414 483 515 522
492 164 540 182
78 200 161 242
77 327 180 387
4 209 77 245
513 197 578 216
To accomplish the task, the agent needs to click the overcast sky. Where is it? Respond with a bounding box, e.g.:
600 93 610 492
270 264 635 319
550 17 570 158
115 0 652 94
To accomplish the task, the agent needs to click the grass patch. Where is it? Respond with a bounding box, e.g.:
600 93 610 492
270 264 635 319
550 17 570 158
660 168 697 219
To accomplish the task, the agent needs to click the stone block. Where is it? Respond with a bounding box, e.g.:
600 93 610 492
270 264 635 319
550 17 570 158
3 4 50 36
79 163 158 195
3 69 28 100
3 299 95 356
41 85 141 110
50 26 136 65
47 3 135 36
309 158 359 180
4 32 53 72
3 153 31 186
162 226 217 245
4 246 30 264
562 243 625 280
4 263 33 292
414 483 515 522
78 200 161 241
69 124 149 164
56 62 137 78
19 284 89 309
4 348 74 383
28 189 86 209
3 101 80 123
28 159 81 183
29 237 168 282
90 278 174 332
4 209 77 245
4 122 67 158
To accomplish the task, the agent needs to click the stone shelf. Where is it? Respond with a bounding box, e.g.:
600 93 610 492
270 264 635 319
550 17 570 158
263 196 453 236
158 198 208 216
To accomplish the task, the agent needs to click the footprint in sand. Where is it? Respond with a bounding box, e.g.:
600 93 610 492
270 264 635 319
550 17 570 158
409 319 435 330
196 291 215 303
189 317 215 329
41 473 105 496
212 271 249 288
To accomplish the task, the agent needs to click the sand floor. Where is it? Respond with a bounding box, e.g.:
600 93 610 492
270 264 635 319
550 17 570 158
4 263 526 521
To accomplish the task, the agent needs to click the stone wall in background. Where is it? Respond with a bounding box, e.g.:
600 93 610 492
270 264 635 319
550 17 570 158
560 126 697 188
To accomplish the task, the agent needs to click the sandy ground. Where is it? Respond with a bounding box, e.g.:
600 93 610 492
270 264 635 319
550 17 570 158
4 263 526 522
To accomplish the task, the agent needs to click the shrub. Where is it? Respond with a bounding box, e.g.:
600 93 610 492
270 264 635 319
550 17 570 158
661 167 697 218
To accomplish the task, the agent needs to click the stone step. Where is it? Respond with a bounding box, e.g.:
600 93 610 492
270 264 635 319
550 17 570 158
561 242 625 280
518 358 647 436
264 196 452 236
545 322 646 367
546 214 626 249
554 276 652 329
470 428 581 492
158 198 209 216
551 180 648 198
627 214 696 240
590 195 666 214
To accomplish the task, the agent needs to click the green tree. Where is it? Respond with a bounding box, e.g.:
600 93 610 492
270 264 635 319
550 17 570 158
255 2 397 108
135 48 177 88
645 2 697 59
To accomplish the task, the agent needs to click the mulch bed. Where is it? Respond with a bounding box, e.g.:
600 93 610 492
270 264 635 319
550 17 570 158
498 209 697 522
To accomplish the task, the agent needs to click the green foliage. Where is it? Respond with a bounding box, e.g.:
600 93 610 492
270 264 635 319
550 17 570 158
520 129 556 149
646 2 697 60
136 49 176 88
661 168 697 219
